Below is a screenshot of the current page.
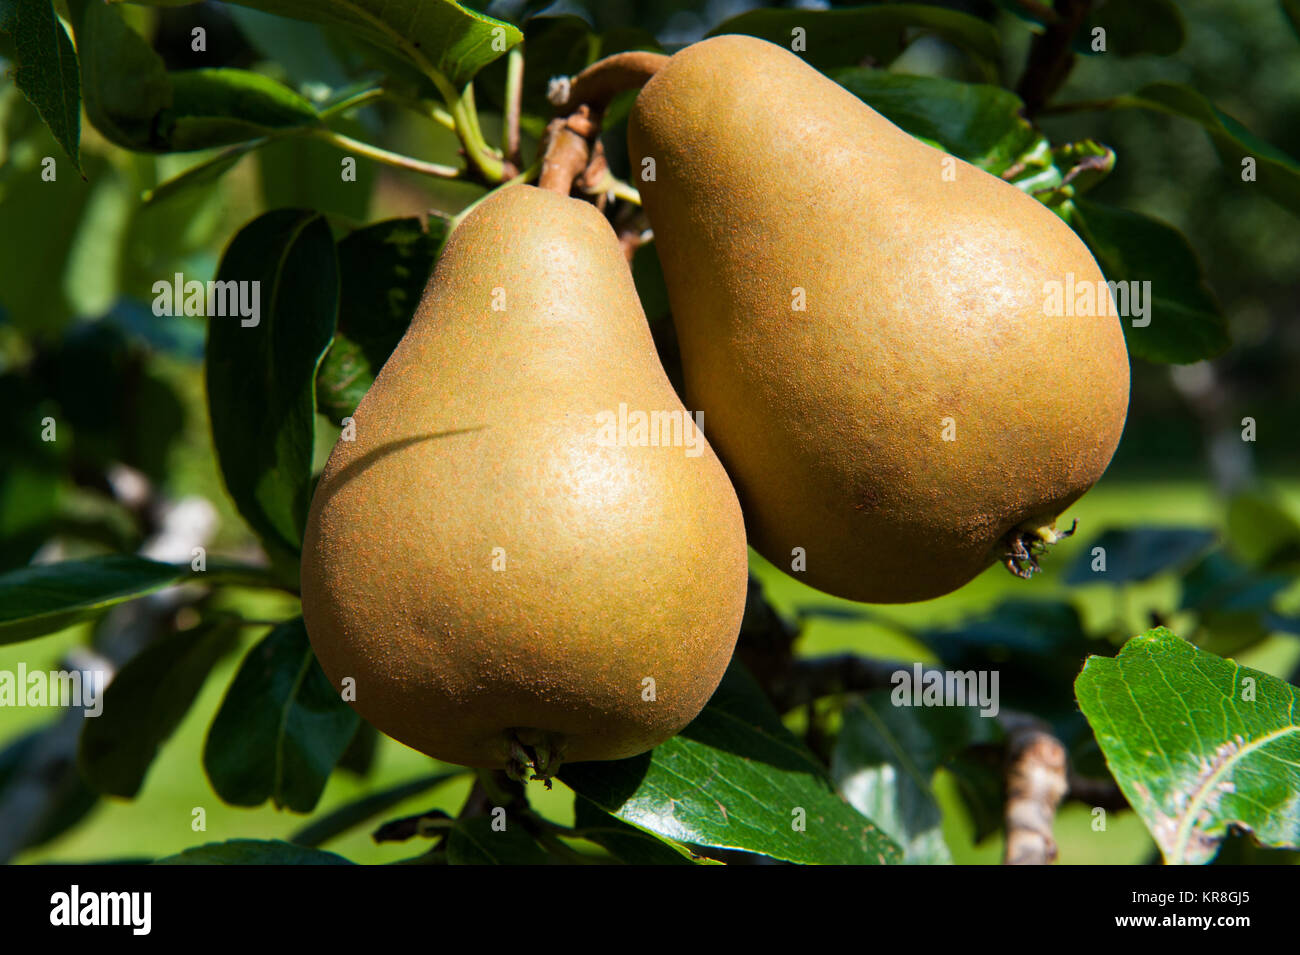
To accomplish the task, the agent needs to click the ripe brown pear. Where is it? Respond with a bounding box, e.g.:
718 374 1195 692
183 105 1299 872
300 184 748 775
628 35 1130 603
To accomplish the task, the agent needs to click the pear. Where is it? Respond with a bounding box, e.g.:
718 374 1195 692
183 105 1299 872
628 35 1130 603
300 184 747 774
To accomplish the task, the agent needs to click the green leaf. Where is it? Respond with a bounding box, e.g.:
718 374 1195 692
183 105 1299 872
0 141 102 331
1072 198 1230 364
203 618 359 812
1076 628 1300 864
710 4 1001 78
1064 526 1217 585
159 68 320 150
917 600 1099 728
156 838 353 864
78 617 239 798
830 71 1114 212
11 0 80 171
289 772 464 848
1033 140 1115 208
125 0 521 88
315 217 443 422
561 664 901 865
1180 551 1291 615
255 117 375 224
1078 0 1184 57
205 209 338 574
831 691 996 864
833 70 1040 175
572 794 702 865
142 138 267 205
0 555 187 645
222 6 351 89
1110 83 1300 217
68 2 318 152
1226 489 1300 571
337 721 378 776
445 816 550 865
66 0 171 150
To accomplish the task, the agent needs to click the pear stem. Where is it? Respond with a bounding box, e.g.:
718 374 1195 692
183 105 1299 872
1000 519 1077 579
504 729 568 788
551 50 670 116
537 106 598 196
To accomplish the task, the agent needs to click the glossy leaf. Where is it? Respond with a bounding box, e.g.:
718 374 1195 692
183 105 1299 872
11 0 80 170
1076 628 1300 864
157 838 353 864
66 0 170 150
315 218 443 422
205 209 338 573
203 618 359 813
78 618 239 798
0 555 187 645
69 1 319 152
445 816 550 865
832 691 996 864
1064 526 1217 585
562 664 901 865
159 68 320 150
126 0 521 88
1111 83 1300 216
1072 198 1230 364
572 795 701 865
833 69 1040 175
709 4 1001 79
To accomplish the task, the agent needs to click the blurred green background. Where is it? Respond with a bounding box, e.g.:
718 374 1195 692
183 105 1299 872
1 0 1297 864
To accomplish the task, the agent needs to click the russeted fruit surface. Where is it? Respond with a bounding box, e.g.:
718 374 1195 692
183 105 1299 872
301 184 748 773
628 35 1130 603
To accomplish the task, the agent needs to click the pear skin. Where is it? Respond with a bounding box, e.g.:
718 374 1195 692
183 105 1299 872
629 35 1130 603
301 184 748 770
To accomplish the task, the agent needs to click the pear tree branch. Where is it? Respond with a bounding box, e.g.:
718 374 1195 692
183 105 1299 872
1015 0 1094 115
537 105 597 196
1002 714 1069 865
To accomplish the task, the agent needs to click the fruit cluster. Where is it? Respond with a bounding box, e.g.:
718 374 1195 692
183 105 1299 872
301 36 1130 779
